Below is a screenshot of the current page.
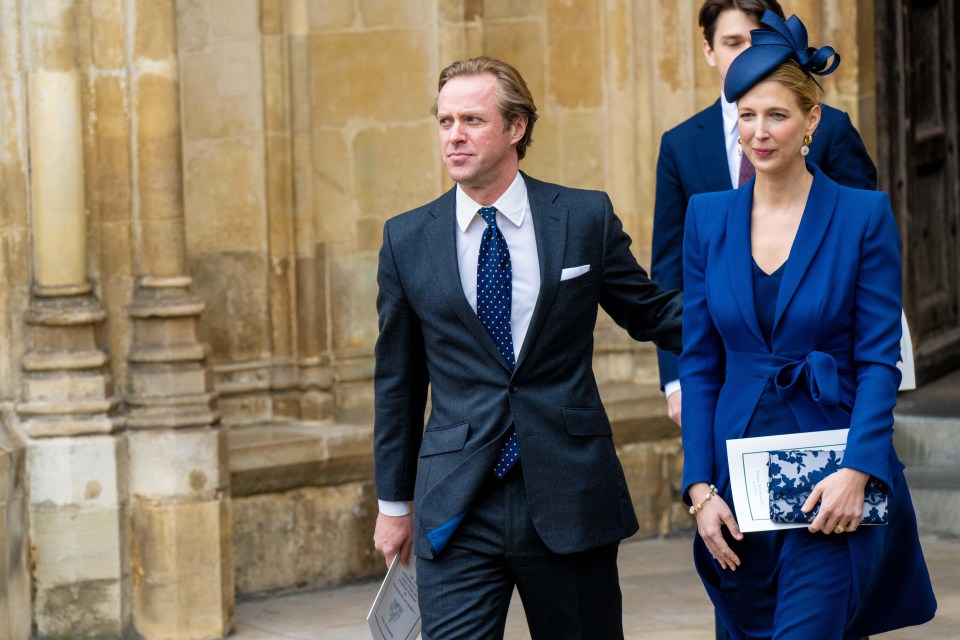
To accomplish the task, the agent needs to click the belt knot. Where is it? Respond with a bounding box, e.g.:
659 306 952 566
774 351 841 407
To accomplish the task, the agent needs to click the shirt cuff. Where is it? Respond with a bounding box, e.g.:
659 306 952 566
378 500 411 517
664 380 681 398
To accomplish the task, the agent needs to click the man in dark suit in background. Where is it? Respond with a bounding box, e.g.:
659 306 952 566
652 0 877 428
373 56 682 639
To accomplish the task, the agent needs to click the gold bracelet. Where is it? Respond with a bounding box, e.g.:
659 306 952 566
688 484 717 516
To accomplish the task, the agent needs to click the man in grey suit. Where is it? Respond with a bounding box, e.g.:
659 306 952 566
373 56 682 639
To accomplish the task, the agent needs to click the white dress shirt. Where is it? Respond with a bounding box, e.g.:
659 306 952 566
665 93 742 401
379 171 541 516
722 91 745 190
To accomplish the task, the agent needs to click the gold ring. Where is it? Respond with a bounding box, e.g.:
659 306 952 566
834 524 846 534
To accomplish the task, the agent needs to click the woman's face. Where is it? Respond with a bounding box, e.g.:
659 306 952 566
737 79 820 176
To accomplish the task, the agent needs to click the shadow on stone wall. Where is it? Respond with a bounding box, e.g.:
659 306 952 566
0 412 31 639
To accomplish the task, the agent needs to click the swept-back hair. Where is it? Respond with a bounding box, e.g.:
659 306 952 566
432 57 539 160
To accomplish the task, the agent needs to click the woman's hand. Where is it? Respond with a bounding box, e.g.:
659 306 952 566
803 468 870 535
689 482 743 571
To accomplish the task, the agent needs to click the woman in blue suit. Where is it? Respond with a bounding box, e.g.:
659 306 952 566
679 11 937 639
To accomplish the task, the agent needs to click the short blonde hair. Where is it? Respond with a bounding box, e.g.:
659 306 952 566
767 60 821 113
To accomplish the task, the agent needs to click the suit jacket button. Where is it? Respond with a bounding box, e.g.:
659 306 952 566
510 385 519 393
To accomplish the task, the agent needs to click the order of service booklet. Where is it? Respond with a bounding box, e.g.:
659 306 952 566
726 428 850 533
898 311 916 391
367 556 421 640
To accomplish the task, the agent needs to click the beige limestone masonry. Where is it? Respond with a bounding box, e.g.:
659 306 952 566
131 498 234 638
0 1 877 634
232 482 381 596
28 436 130 638
0 425 30 640
28 71 87 289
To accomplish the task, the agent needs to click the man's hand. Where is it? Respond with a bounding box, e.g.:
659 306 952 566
374 512 414 568
666 389 682 427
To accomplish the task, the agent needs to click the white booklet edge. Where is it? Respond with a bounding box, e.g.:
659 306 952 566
898 311 916 391
366 555 422 640
726 428 850 533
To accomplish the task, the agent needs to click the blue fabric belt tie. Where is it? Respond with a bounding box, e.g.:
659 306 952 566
725 348 853 427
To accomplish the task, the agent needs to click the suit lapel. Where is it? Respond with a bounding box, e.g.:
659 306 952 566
514 173 566 373
695 101 735 192
773 165 839 332
726 180 766 345
424 189 513 373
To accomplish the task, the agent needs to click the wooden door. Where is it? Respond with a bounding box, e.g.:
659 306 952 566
876 0 960 383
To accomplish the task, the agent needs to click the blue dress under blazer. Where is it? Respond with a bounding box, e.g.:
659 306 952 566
652 100 877 389
374 173 682 560
679 164 936 638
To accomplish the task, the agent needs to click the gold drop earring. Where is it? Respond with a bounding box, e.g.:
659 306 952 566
800 134 812 156
737 137 743 156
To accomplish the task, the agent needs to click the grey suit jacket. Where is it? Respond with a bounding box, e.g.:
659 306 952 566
374 173 682 559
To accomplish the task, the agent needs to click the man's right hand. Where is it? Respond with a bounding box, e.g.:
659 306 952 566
666 389 682 427
374 512 414 568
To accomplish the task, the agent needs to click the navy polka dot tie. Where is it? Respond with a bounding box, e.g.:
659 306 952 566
476 207 515 368
476 207 520 479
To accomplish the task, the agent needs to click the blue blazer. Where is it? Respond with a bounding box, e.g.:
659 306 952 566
679 165 936 636
651 100 877 388
374 173 682 559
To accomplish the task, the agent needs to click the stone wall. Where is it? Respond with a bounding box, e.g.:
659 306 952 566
0 418 30 639
0 0 877 635
176 0 876 429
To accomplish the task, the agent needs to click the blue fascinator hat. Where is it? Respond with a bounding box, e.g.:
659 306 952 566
724 10 840 102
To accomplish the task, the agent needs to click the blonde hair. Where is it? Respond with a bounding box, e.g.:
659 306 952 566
431 57 539 160
766 60 821 113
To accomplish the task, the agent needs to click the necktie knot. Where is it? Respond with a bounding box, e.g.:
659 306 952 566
478 207 498 227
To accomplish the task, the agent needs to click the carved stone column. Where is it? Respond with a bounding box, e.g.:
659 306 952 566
287 0 335 421
16 0 130 636
124 1 233 637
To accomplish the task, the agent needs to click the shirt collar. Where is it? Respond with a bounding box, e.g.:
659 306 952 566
721 91 739 135
455 171 527 232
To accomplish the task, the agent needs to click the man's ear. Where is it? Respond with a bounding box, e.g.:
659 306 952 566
510 115 527 145
702 39 718 68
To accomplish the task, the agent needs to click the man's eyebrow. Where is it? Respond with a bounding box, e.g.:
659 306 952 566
437 109 483 118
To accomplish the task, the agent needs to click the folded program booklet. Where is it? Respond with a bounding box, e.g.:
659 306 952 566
726 429 851 533
367 556 421 640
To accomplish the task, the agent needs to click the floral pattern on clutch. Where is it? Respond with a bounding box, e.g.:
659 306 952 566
768 448 888 525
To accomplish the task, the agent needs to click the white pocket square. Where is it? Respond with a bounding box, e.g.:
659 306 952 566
560 265 591 281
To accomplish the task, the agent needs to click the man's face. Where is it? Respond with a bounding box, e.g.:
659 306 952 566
436 73 526 198
703 9 760 84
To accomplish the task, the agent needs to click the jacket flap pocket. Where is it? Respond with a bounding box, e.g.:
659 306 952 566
561 407 612 436
419 421 469 457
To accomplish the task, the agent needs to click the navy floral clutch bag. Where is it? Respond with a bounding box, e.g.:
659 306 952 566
768 449 889 525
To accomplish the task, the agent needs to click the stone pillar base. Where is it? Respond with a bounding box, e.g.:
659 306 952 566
28 436 131 638
131 498 234 639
